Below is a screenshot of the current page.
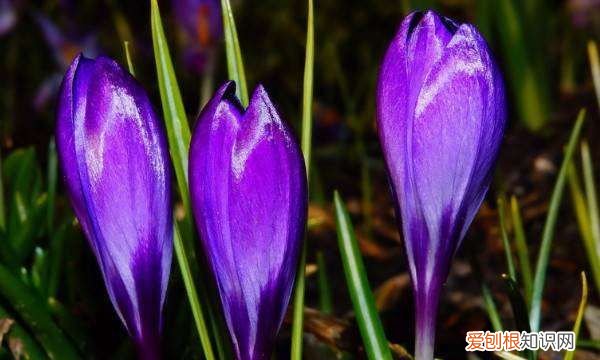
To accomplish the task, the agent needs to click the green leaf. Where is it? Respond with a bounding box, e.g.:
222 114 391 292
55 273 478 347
481 283 503 332
47 139 57 233
497 197 517 281
150 0 194 240
588 41 600 110
220 0 248 105
47 298 90 354
31 247 48 295
47 223 68 299
334 191 392 360
564 272 588 360
173 222 215 360
123 41 136 77
316 251 333 314
581 142 600 258
567 165 600 293
0 263 79 359
0 149 5 231
502 274 533 360
510 196 533 305
291 1 315 358
530 109 586 332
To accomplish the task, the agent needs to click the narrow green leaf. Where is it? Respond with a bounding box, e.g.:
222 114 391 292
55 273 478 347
577 339 600 350
510 196 533 304
530 109 586 332
481 284 503 332
0 149 5 231
502 274 533 360
47 139 57 233
564 272 588 360
123 41 136 77
334 191 392 360
220 0 248 105
581 142 600 257
291 1 315 358
0 263 78 359
316 251 333 314
150 0 194 239
498 197 517 281
173 222 215 360
47 223 68 299
588 41 600 110
567 165 600 293
31 247 48 295
48 297 90 354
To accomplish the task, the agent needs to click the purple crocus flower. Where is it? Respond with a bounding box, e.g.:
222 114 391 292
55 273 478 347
173 0 222 73
56 54 172 359
376 11 506 359
189 82 307 360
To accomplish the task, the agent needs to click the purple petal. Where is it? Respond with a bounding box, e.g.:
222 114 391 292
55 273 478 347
56 54 172 356
189 82 307 360
377 11 506 360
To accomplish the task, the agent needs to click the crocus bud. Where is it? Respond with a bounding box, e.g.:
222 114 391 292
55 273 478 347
56 54 172 359
189 82 307 360
376 11 506 360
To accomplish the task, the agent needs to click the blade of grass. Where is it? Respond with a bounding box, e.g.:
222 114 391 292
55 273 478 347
291 1 314 358
334 191 392 360
510 196 533 304
481 284 503 332
123 41 136 77
498 197 517 281
588 41 600 110
316 251 333 314
173 221 215 360
530 109 586 332
564 272 588 360
150 3 223 356
0 149 5 231
581 142 600 258
495 352 527 360
502 274 533 360
567 165 600 293
0 263 78 359
46 139 57 233
150 0 193 240
220 0 248 105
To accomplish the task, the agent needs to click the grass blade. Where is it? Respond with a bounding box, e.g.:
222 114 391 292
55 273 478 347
498 197 517 281
316 251 333 314
150 0 194 239
530 109 586 332
334 191 392 360
123 40 136 77
587 41 600 110
0 149 5 231
564 272 588 360
481 283 503 332
502 274 533 360
46 139 57 233
291 1 314 358
581 141 600 257
0 263 78 359
567 165 600 293
510 196 533 304
220 0 248 106
173 222 215 360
